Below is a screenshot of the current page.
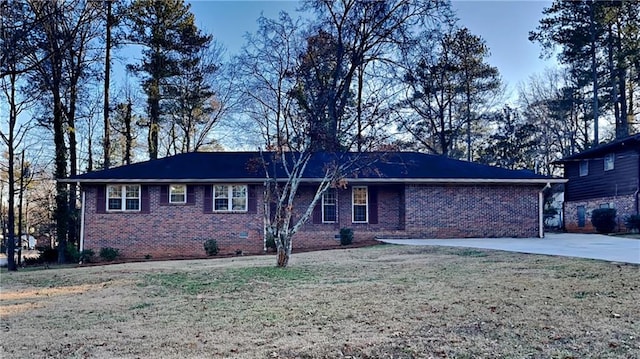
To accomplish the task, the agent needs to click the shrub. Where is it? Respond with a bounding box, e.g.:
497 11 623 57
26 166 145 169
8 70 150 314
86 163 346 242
340 228 354 246
23 257 42 266
79 249 95 263
265 234 277 252
39 247 59 263
591 208 617 233
203 239 219 256
65 245 80 263
624 214 640 232
99 247 120 261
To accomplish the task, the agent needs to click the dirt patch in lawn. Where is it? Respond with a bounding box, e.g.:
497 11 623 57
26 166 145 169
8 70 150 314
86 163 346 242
1 245 638 358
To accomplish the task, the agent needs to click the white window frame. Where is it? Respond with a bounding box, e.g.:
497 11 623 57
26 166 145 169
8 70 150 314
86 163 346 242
352 186 368 223
169 184 186 204
107 185 140 212
322 189 337 223
213 185 247 212
604 153 615 171
579 160 588 176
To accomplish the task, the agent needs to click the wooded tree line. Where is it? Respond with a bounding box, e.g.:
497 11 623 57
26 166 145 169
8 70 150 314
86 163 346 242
1 0 639 269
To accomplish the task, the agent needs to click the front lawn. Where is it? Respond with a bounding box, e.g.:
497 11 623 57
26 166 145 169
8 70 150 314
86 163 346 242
1 245 638 358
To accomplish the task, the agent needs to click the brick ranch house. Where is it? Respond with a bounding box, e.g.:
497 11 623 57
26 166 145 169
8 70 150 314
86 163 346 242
555 134 639 232
62 152 564 260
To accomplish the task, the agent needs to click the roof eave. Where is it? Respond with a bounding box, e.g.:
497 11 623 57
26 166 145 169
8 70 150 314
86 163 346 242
61 177 566 185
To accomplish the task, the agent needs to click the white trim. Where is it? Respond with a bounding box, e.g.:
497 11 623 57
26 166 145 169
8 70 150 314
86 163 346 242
106 184 141 212
579 160 589 176
169 184 187 204
604 153 615 171
352 186 368 223
80 191 86 252
213 184 248 212
61 178 567 184
322 189 337 223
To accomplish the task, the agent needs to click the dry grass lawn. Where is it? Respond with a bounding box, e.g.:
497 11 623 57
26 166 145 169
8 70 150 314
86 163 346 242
1 244 639 358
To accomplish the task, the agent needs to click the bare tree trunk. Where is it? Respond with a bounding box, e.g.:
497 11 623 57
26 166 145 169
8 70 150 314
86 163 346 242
17 151 25 266
5 73 18 271
103 0 112 169
276 241 290 268
590 0 599 145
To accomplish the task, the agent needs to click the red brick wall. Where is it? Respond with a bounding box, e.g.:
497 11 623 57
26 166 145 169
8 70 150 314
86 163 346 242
83 185 265 259
564 194 637 233
404 184 541 238
291 185 404 248
82 183 544 260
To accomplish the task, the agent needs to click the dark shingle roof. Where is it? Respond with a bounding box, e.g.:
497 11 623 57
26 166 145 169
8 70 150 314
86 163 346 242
63 151 559 183
555 133 640 162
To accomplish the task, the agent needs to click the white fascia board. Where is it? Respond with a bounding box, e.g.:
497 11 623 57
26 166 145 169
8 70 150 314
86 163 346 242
62 177 567 185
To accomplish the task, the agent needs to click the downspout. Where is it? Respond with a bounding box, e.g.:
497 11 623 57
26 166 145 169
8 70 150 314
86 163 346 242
539 183 551 238
635 179 639 216
79 187 86 256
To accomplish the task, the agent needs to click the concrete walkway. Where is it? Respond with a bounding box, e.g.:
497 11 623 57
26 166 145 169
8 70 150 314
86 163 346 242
379 233 640 264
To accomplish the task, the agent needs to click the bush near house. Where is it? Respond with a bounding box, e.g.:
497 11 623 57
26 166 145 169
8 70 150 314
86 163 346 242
591 208 617 233
99 247 120 261
624 214 640 232
203 239 219 256
340 228 354 246
265 234 277 252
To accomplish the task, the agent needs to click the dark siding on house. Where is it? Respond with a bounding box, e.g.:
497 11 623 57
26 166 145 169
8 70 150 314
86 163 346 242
565 148 640 201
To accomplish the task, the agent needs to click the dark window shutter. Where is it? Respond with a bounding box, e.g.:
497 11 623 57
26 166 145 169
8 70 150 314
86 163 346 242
398 185 405 230
312 200 322 224
160 185 169 205
187 185 196 205
96 185 106 214
203 185 213 213
248 185 257 213
369 186 378 224
140 185 150 213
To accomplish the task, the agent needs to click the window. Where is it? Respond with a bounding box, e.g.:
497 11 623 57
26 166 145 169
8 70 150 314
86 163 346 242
322 189 337 223
604 153 615 171
107 185 140 211
579 160 588 176
169 185 186 203
214 185 247 212
352 186 368 223
577 206 585 227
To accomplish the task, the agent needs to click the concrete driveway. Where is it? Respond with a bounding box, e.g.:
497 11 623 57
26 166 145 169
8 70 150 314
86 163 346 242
379 233 640 264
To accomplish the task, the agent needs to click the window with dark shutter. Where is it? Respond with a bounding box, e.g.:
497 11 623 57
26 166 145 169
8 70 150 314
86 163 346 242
203 185 213 213
187 185 196 205
369 186 378 224
140 185 150 213
312 201 322 224
160 185 169 205
248 185 257 213
95 185 106 214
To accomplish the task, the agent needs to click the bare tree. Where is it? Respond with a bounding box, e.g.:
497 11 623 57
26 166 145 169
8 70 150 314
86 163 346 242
234 1 451 267
1 0 39 270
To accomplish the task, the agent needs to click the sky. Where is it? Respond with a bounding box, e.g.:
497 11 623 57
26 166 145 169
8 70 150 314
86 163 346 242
186 0 558 100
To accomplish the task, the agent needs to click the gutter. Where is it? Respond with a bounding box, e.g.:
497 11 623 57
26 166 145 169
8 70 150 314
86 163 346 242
79 191 86 255
539 183 552 238
59 177 568 185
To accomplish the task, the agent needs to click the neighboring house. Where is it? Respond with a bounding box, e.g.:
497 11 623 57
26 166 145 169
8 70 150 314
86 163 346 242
62 152 564 259
555 134 640 232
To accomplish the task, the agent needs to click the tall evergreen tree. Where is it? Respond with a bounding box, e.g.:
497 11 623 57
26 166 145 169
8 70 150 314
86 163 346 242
530 0 640 142
402 25 500 158
125 0 211 160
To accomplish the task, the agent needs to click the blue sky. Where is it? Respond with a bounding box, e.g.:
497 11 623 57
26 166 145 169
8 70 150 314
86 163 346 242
187 0 557 98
